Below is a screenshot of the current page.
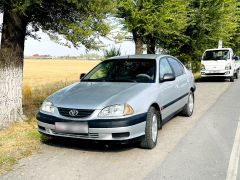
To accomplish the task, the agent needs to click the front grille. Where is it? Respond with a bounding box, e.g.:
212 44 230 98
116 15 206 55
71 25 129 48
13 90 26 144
51 130 99 138
58 107 94 118
205 73 225 75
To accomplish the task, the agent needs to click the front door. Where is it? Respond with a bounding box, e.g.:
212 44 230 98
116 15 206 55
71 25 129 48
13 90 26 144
158 57 180 120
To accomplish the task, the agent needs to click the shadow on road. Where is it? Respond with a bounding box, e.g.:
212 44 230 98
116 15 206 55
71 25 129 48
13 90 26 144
196 77 230 83
40 136 139 152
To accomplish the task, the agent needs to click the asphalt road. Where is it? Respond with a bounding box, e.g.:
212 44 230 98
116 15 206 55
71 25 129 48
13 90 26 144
2 78 240 180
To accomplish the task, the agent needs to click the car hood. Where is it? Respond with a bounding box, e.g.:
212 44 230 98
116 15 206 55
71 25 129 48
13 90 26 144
48 82 153 110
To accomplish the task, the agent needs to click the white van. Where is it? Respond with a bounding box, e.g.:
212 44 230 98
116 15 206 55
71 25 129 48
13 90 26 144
200 48 240 82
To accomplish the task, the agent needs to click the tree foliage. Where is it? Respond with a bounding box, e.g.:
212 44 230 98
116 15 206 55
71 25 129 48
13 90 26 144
0 0 114 49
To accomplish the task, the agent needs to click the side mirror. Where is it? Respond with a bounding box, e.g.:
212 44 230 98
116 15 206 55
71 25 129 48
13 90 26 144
80 73 86 80
161 73 175 82
234 56 239 61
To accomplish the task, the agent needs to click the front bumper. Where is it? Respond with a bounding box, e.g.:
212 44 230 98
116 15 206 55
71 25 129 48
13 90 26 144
36 112 146 141
200 70 233 77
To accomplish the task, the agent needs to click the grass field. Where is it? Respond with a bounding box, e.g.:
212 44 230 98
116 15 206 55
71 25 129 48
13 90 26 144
23 59 100 87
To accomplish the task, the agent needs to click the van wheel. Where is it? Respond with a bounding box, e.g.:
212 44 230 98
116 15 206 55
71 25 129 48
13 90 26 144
140 107 159 149
235 71 239 79
230 76 235 82
181 92 194 117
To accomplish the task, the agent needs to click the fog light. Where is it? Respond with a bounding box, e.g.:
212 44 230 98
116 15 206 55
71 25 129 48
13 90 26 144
112 132 130 138
38 125 45 131
201 72 206 75
225 71 230 75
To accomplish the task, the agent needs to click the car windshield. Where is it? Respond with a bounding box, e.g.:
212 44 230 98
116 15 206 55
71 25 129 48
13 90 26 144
203 50 230 60
82 59 156 83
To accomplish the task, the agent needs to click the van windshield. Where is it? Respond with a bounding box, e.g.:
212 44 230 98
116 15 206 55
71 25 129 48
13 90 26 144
203 50 230 60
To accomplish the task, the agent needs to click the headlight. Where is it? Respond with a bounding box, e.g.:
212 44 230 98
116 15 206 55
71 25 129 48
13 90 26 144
200 64 205 70
225 63 231 70
41 101 54 113
98 104 134 117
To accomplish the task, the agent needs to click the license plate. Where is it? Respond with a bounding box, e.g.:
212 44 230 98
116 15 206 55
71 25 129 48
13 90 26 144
209 70 219 73
55 122 88 134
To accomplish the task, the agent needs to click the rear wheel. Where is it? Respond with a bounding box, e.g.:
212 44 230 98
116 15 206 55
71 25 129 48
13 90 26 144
140 107 159 149
181 91 194 117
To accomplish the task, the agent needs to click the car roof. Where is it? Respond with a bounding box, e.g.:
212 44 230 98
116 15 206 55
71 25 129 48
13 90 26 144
107 54 167 60
205 48 232 51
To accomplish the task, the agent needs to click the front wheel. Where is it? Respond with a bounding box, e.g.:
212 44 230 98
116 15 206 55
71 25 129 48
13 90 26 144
181 91 194 117
140 107 159 149
230 76 235 82
234 70 239 79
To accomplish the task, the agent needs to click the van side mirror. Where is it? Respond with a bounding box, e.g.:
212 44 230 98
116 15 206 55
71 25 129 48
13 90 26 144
161 73 175 82
80 73 86 80
234 56 239 61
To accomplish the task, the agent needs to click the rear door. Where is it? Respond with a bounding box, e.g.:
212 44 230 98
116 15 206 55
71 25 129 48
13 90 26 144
158 57 180 120
167 57 189 109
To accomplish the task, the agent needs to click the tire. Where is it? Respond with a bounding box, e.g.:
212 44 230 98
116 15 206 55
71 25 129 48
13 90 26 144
230 76 235 82
235 70 239 79
140 107 159 149
181 91 194 117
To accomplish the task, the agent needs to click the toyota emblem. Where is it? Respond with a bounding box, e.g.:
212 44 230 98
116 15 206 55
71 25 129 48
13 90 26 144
69 109 78 116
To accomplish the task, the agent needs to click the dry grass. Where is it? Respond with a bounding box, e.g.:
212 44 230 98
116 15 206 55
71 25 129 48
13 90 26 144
23 59 100 88
0 120 41 175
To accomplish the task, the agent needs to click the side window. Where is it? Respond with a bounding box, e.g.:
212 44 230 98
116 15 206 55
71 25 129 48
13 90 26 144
167 58 184 77
159 58 173 80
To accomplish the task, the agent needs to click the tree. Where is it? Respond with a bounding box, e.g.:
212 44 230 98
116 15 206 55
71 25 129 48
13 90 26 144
117 0 188 54
143 0 188 54
0 0 113 127
117 0 145 54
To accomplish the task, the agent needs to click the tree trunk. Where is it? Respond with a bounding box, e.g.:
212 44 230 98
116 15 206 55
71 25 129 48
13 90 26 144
132 30 143 54
147 36 156 54
0 10 28 128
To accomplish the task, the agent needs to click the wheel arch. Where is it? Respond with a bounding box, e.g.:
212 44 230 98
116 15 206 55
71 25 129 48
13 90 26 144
150 103 162 129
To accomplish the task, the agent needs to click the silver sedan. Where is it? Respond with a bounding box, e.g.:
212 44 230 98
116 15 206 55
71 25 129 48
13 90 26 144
37 54 196 149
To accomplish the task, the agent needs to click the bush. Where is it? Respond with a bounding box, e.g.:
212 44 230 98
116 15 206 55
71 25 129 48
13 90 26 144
103 46 121 59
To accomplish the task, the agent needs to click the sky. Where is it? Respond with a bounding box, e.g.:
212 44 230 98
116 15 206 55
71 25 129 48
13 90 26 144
0 14 135 56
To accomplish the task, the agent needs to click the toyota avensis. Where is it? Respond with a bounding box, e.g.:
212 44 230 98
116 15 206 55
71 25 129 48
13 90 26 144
37 54 196 149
